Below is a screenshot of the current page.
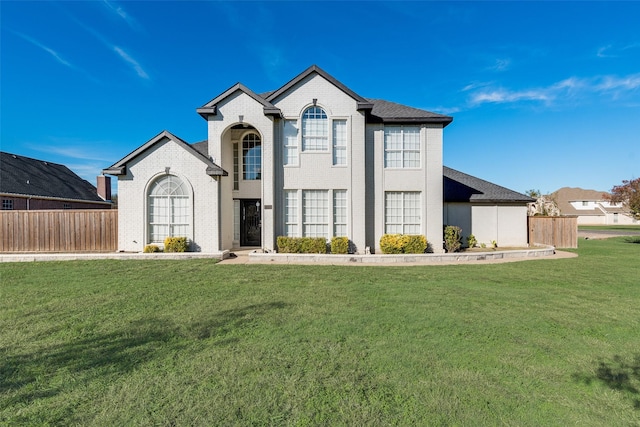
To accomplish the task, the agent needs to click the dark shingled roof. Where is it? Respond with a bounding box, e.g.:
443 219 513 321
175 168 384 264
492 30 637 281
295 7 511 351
0 151 106 202
444 166 534 203
367 99 453 126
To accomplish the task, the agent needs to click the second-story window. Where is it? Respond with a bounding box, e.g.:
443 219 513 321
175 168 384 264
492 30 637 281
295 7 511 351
302 106 328 151
243 133 261 180
384 126 420 168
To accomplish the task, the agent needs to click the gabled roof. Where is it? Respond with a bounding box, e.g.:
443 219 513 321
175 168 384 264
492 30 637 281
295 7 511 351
552 187 607 202
552 187 610 216
103 130 227 177
197 65 452 126
265 65 374 111
0 151 108 203
197 83 281 119
444 166 534 203
368 99 453 126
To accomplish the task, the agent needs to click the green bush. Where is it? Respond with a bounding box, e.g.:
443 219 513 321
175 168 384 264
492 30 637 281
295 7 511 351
331 237 349 254
164 237 188 253
277 236 302 253
277 236 327 254
466 234 477 248
444 226 462 253
404 235 427 254
143 244 161 253
379 234 427 254
300 237 328 254
380 234 405 254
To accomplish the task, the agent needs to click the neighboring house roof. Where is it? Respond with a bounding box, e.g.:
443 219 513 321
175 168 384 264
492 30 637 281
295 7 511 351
103 130 227 177
443 166 534 203
0 151 108 203
551 187 624 216
199 64 452 127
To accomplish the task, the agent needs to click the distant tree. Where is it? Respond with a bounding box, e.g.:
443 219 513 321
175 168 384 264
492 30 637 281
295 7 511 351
604 178 640 219
525 189 542 198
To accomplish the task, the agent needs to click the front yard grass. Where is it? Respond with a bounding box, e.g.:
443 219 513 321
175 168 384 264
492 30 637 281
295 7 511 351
1 237 639 425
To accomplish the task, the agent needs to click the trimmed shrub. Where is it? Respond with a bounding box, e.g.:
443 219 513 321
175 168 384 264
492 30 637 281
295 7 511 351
379 234 427 254
164 236 188 253
300 237 328 254
444 226 462 253
277 236 327 254
331 237 349 254
466 234 477 248
404 235 427 254
277 236 302 253
143 244 161 253
380 234 405 254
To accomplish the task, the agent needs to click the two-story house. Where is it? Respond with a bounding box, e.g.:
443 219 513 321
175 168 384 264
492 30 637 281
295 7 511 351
105 65 531 254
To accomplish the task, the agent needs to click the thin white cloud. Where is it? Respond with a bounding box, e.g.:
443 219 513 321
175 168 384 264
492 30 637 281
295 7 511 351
467 73 640 107
597 42 640 58
102 0 140 31
62 8 149 80
27 139 112 162
113 46 149 80
487 58 511 72
12 31 73 68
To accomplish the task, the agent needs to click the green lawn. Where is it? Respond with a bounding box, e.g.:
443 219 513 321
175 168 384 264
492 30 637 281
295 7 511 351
1 238 639 426
579 224 640 232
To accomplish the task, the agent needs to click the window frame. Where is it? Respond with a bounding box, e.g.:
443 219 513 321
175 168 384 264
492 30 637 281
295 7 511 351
147 174 191 244
384 125 421 169
241 132 262 181
283 119 299 166
285 189 348 239
332 119 348 166
301 106 329 152
384 191 421 234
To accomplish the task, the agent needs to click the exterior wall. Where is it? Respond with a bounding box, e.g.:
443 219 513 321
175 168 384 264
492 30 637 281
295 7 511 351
576 215 606 225
207 91 275 251
471 204 529 247
116 138 220 252
373 124 445 253
605 212 638 225
0 195 111 210
271 74 368 253
444 203 472 244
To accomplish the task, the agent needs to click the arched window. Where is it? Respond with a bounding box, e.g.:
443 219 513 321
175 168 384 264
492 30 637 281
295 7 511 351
242 133 261 180
302 106 328 151
147 175 190 243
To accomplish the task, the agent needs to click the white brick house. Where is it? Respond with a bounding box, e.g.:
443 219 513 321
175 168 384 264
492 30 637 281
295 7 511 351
105 65 532 254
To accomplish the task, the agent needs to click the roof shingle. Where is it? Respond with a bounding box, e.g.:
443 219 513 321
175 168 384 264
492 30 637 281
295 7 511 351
0 151 106 202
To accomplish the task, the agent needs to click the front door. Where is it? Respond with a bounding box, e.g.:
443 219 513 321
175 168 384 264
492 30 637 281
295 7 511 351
240 199 261 246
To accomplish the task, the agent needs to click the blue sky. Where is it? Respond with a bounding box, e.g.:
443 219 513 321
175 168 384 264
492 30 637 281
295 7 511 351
2 1 639 195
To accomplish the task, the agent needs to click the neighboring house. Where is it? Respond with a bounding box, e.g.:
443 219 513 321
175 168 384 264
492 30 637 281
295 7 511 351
1 152 112 210
104 65 532 253
553 187 636 225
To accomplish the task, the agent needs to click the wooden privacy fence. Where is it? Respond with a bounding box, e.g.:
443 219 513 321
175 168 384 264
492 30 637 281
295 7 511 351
0 210 117 253
528 216 577 249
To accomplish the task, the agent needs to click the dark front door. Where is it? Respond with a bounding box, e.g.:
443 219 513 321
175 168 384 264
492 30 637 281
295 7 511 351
240 199 261 246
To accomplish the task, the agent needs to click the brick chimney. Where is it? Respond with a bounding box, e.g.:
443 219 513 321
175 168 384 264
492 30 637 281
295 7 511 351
97 175 112 201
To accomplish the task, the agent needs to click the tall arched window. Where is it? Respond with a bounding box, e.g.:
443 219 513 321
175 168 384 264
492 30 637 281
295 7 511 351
302 106 328 151
242 133 261 180
148 175 190 243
